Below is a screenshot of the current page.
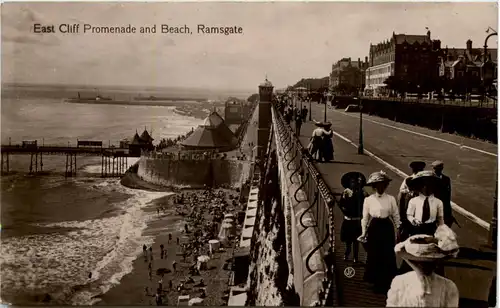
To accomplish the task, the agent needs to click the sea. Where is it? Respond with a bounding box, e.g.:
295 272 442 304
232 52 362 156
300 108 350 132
0 85 209 305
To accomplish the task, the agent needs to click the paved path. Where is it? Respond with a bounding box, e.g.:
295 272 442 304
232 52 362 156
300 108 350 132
292 104 496 307
307 102 497 233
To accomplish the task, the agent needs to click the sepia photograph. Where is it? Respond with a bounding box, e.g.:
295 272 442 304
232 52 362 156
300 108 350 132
1 1 498 307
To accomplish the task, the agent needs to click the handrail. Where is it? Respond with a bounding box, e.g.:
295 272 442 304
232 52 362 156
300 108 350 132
271 102 339 306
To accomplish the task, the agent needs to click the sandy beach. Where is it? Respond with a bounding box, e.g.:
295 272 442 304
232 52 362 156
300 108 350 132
95 185 244 306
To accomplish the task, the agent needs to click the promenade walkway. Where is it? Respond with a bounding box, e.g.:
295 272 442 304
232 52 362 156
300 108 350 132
293 104 496 307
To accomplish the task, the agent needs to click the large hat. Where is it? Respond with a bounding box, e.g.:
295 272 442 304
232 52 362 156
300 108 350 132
431 160 444 168
366 171 392 185
341 171 366 189
407 170 440 188
395 225 459 262
409 161 426 170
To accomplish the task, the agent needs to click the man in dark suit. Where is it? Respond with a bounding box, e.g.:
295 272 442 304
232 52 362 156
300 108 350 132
432 160 454 227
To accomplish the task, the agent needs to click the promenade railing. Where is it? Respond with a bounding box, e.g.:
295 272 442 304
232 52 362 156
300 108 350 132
359 95 497 108
271 103 339 306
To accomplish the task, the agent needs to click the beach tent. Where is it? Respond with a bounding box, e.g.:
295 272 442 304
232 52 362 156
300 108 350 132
218 222 234 245
177 295 190 306
209 239 220 254
197 255 210 271
188 297 204 306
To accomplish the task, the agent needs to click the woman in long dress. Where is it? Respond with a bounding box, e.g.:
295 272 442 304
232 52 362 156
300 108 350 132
322 123 334 162
387 226 459 307
339 172 367 263
308 121 325 161
358 171 401 293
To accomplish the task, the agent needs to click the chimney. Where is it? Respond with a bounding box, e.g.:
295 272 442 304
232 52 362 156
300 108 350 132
466 39 472 51
358 58 361 68
365 56 368 64
427 30 431 39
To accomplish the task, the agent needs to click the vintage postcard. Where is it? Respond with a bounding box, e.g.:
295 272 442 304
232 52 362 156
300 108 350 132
1 2 498 307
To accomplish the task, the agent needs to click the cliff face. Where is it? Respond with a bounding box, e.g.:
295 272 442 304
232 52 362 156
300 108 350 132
245 151 300 306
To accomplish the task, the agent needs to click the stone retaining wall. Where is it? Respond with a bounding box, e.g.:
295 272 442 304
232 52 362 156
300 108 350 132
137 157 248 188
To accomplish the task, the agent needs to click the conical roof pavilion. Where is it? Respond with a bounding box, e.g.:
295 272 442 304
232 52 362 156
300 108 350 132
181 111 237 150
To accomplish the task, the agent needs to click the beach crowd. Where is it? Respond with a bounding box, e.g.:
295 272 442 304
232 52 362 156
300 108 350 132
141 187 241 306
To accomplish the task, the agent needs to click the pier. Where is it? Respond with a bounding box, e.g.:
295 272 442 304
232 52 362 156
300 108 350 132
1 139 131 177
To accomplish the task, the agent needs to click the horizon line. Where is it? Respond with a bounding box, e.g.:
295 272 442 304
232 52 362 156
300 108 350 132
2 81 257 94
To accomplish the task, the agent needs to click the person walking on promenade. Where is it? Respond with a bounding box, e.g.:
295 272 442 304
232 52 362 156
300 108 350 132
358 171 401 293
295 112 303 136
431 161 454 227
322 122 334 162
284 107 293 125
398 161 426 242
149 246 153 261
308 121 325 161
160 244 164 259
339 172 367 263
406 171 445 236
399 171 445 275
301 106 308 122
143 244 148 262
386 226 459 307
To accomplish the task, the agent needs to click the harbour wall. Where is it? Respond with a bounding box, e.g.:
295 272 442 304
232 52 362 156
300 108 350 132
136 156 248 188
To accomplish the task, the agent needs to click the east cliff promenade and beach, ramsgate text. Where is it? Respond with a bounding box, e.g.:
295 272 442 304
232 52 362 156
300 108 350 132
33 23 244 35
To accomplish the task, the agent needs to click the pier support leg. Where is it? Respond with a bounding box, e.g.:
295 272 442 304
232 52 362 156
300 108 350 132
101 155 104 178
40 152 43 172
65 154 69 178
1 153 3 174
29 153 34 174
35 153 38 173
74 154 77 177
6 152 9 174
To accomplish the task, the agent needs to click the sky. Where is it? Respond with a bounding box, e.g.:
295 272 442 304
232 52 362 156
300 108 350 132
1 2 498 91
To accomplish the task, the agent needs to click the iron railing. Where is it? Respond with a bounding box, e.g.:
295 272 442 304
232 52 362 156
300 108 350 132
271 104 339 306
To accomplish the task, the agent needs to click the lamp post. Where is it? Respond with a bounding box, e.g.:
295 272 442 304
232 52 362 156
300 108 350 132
308 97 312 121
484 27 498 248
322 91 328 123
489 177 498 249
354 97 364 154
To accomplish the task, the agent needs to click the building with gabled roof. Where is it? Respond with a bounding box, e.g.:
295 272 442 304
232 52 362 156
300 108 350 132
365 30 442 95
438 39 497 95
128 128 154 157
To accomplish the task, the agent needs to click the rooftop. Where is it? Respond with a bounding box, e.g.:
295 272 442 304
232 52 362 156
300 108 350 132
259 78 273 88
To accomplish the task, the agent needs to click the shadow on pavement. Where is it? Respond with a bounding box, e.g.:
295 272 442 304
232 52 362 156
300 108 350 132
445 261 491 271
457 247 497 262
459 298 490 308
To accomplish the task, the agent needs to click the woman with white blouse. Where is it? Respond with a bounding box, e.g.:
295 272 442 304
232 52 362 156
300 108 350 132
387 226 460 307
358 171 401 293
